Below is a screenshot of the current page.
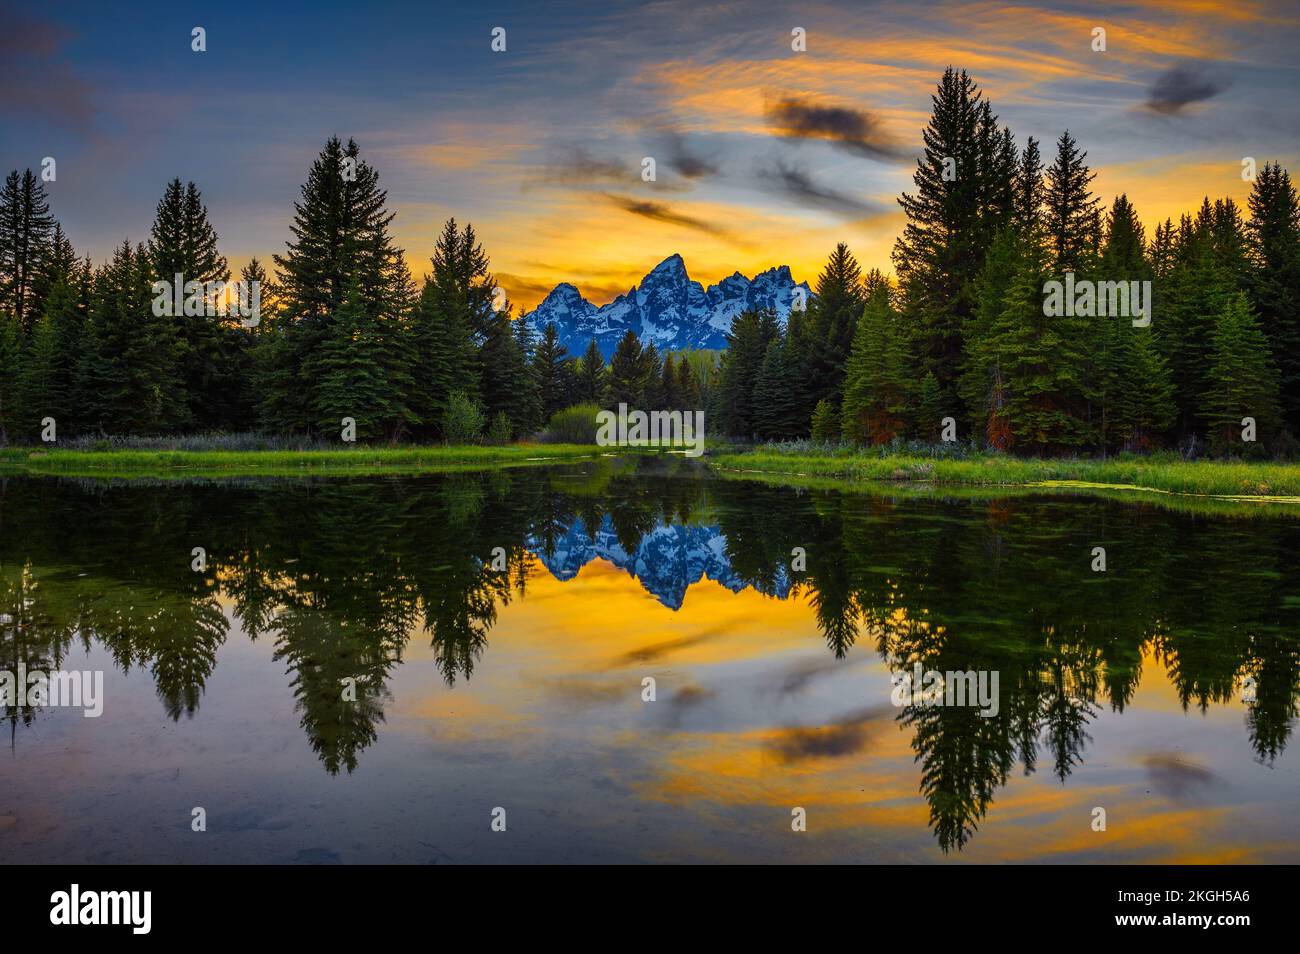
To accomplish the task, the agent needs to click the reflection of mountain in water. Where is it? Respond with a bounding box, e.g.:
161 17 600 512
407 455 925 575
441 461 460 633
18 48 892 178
529 516 792 610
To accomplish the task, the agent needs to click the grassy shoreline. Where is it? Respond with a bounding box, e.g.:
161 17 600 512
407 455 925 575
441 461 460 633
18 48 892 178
5 442 1300 504
707 448 1300 502
0 443 634 478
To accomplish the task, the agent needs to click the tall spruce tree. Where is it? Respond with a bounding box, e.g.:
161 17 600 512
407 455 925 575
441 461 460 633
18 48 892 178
0 169 56 332
577 338 607 404
803 243 864 408
608 329 645 408
894 69 1014 415
533 321 570 420
1246 162 1300 431
310 277 413 441
147 179 235 428
716 309 778 437
1043 131 1101 273
1201 292 1280 453
842 284 911 445
264 137 412 432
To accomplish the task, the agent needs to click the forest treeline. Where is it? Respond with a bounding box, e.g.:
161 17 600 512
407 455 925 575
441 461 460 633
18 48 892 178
719 69 1300 457
2 68 1298 456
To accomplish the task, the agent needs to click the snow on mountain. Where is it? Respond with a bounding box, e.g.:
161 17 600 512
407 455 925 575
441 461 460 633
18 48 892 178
521 254 812 358
527 515 793 610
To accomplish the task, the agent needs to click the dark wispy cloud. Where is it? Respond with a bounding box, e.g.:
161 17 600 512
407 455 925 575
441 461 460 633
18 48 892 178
602 193 743 243
534 146 637 187
765 95 904 160
757 159 880 217
656 125 719 179
1144 64 1231 115
0 8 94 133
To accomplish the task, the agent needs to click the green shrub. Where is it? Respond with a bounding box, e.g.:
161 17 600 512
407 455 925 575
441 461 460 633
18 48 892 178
487 411 513 446
810 400 840 444
442 391 486 444
544 403 603 444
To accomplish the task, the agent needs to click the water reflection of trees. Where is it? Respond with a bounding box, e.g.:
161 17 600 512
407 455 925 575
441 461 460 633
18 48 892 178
1 464 1297 848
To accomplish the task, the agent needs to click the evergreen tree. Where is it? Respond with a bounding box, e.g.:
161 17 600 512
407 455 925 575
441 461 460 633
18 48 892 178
408 221 481 435
841 286 912 445
803 243 864 408
1201 293 1280 453
147 178 235 428
1043 131 1101 272
977 233 1093 453
0 310 19 445
894 69 1014 414
80 241 188 433
576 338 608 405
752 336 801 440
809 399 839 443
0 169 56 332
608 329 645 408
1246 162 1300 430
660 352 679 411
716 309 778 437
264 138 413 432
478 308 535 435
310 278 411 441
674 353 700 411
640 342 665 409
533 321 570 419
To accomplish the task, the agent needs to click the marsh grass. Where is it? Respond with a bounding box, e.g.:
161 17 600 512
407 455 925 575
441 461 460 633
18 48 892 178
0 442 640 479
709 445 1300 500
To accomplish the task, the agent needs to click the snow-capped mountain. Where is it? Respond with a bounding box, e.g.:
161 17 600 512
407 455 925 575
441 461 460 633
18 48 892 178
528 515 793 610
521 254 812 359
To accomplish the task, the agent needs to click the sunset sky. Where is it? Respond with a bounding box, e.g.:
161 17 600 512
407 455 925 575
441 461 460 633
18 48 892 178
3 0 1298 309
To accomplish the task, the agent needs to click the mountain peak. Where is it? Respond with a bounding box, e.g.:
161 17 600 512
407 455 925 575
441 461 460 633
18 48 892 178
522 254 812 358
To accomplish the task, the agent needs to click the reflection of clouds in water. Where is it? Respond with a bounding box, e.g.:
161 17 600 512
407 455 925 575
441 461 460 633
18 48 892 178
767 705 894 763
1141 753 1221 801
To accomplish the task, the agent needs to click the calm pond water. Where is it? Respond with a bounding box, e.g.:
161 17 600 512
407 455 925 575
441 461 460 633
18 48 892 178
1 457 1297 863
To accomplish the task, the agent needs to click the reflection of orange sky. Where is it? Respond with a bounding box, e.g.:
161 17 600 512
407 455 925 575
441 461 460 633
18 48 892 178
385 556 1295 862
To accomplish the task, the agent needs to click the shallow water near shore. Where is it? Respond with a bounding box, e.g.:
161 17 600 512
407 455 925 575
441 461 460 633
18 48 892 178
1 456 1297 863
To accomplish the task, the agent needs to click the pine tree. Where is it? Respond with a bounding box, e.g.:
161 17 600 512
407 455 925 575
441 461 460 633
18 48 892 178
310 278 407 441
0 169 56 332
980 234 1093 453
841 286 911 445
478 308 534 435
809 399 839 443
894 69 1013 413
265 138 412 432
80 241 187 433
0 310 19 445
533 321 570 420
608 329 645 408
577 338 607 405
716 309 778 437
147 179 235 428
752 336 800 440
1043 131 1101 273
1246 162 1300 431
804 243 864 408
660 352 679 411
408 221 481 435
1201 292 1280 453
640 343 665 409
674 353 700 411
